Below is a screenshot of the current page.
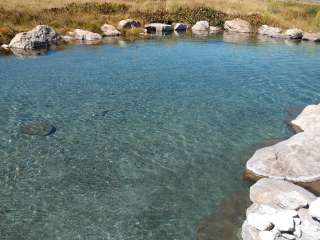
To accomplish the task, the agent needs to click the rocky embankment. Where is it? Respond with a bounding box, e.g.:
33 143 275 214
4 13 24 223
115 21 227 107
1 18 320 53
242 103 320 240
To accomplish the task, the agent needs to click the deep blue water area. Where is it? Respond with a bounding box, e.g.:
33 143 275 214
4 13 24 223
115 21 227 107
1 34 320 240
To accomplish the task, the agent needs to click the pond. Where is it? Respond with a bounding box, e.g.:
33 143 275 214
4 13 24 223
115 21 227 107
0 33 320 240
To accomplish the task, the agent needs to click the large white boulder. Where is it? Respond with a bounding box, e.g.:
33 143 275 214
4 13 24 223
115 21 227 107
246 131 320 183
224 18 252 33
74 29 102 41
250 178 316 210
192 21 210 32
290 103 320 133
9 25 60 49
100 24 121 36
302 32 320 42
118 19 141 29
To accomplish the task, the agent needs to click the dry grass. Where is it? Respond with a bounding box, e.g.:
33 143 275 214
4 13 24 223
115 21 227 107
0 0 320 45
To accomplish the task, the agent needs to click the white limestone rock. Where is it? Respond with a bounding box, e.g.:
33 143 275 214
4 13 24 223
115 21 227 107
258 25 282 37
9 25 60 49
209 26 223 33
224 18 252 33
101 24 121 36
250 178 316 210
192 21 210 32
302 32 320 42
285 28 304 39
290 103 320 133
309 198 320 221
246 131 320 183
259 230 280 240
299 208 320 240
74 29 102 41
241 220 260 240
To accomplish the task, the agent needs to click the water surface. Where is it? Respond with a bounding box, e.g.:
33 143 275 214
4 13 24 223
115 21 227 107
1 34 320 240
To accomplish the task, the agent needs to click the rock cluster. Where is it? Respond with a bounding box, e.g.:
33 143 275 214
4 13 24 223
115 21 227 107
246 103 320 194
191 21 222 35
242 178 320 240
258 25 304 39
9 25 60 49
144 23 173 33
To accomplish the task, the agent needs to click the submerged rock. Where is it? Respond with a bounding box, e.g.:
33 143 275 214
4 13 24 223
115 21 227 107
20 121 56 136
101 24 121 37
9 25 60 49
224 19 252 33
118 19 141 29
144 23 173 33
192 21 210 32
74 29 102 41
250 178 316 210
302 32 320 42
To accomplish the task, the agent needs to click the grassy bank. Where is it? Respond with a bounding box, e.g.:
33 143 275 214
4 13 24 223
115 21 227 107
1 0 320 45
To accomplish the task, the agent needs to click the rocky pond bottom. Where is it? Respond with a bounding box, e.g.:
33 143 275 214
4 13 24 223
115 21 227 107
0 35 320 240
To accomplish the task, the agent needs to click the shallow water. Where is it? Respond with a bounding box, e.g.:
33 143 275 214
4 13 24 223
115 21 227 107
1 34 320 240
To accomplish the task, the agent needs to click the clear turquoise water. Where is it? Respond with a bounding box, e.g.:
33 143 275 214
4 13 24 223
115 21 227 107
1 34 320 240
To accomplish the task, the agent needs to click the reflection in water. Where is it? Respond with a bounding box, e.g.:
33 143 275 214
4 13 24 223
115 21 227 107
223 32 253 44
10 48 48 58
197 191 250 240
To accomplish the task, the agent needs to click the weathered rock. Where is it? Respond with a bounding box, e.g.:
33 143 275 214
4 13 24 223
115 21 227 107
144 23 173 33
246 132 320 183
74 29 102 41
118 19 141 29
258 25 282 37
298 208 320 240
100 24 121 37
224 18 252 33
9 25 60 49
309 198 320 221
192 21 210 32
241 221 260 240
285 28 304 39
290 103 320 133
173 23 188 31
272 211 296 232
259 230 280 240
302 32 320 42
20 121 55 136
250 178 316 210
209 26 223 33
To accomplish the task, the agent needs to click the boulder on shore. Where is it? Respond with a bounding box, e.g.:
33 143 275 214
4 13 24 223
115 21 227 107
290 103 320 133
118 19 141 29
74 29 102 41
9 25 60 49
209 26 223 33
285 28 304 39
258 25 282 37
224 18 252 33
250 178 316 210
144 23 173 33
302 32 320 42
192 21 210 32
173 23 188 31
100 24 121 37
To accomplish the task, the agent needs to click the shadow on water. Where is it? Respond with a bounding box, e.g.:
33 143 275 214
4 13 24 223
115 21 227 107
197 191 251 240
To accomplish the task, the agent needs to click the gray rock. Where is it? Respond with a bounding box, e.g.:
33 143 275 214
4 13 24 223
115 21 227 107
173 23 188 31
9 25 60 49
302 32 320 42
246 131 320 183
74 29 102 41
144 23 173 33
224 18 252 33
100 24 121 37
209 26 223 33
285 28 304 39
192 21 210 32
20 121 55 136
118 19 141 29
258 25 282 37
250 178 316 210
